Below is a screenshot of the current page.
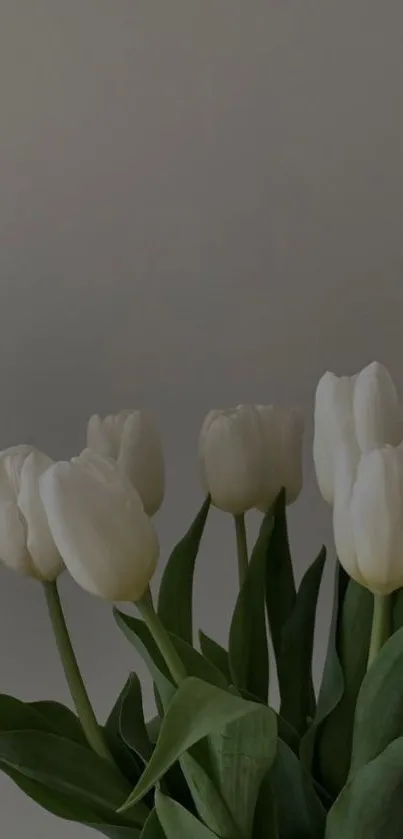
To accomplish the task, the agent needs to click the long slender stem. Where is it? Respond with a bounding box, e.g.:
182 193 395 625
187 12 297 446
44 581 114 764
367 593 391 670
136 595 186 685
234 513 249 587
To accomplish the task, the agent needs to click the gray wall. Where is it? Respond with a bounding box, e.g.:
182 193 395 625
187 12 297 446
1 1 403 836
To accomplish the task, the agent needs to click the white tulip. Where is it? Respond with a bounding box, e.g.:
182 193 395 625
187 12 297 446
40 450 159 601
314 362 402 504
313 372 358 504
199 405 264 514
256 406 304 510
334 444 403 595
353 362 402 453
87 410 165 516
0 446 63 581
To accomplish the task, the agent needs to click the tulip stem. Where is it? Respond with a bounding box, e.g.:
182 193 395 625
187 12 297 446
43 581 114 764
367 593 392 670
234 514 249 587
137 594 187 686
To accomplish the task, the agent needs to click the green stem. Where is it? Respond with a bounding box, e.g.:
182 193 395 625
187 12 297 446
136 595 186 685
367 593 392 670
44 581 114 764
234 513 249 587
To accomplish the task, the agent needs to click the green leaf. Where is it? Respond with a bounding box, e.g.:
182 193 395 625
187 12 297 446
0 730 145 819
252 772 279 839
115 609 175 708
115 611 227 712
199 632 231 683
120 677 276 811
179 752 236 838
0 763 141 838
106 674 153 764
155 790 219 839
265 489 296 664
392 587 403 631
158 496 211 644
229 509 273 702
272 741 326 839
30 700 88 747
278 547 326 735
313 577 372 796
325 737 403 838
140 809 166 838
208 703 278 837
350 626 403 773
0 694 57 734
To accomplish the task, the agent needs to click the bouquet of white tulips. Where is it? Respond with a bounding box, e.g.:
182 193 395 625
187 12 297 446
2 362 403 838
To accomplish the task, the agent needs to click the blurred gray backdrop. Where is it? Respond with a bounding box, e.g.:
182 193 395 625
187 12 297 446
1 1 403 836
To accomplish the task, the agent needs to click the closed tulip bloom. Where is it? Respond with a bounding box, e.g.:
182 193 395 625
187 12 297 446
256 406 304 511
87 410 165 516
334 444 403 595
313 373 358 505
199 405 264 514
353 362 402 453
0 446 64 581
40 450 159 601
314 362 402 504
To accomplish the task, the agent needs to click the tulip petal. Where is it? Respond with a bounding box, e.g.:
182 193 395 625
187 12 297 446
18 451 64 582
313 373 357 504
351 447 403 595
118 412 165 517
40 455 159 602
333 441 363 586
353 362 402 453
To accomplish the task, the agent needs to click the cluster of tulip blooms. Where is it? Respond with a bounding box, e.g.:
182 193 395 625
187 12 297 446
1 360 403 838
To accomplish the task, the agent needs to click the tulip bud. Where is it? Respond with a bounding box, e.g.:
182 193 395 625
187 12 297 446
333 444 403 595
313 372 358 505
353 362 402 453
256 406 304 510
87 410 165 516
0 446 64 581
199 405 264 514
40 450 159 602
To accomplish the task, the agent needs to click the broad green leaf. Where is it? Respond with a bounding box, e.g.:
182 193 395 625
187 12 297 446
147 717 161 744
325 737 403 838
31 700 88 747
114 610 174 709
0 730 147 823
155 790 219 839
277 715 300 755
199 632 231 683
252 772 278 839
229 510 273 702
180 752 237 838
265 490 296 664
272 741 325 839
140 809 166 838
350 626 403 773
158 496 211 644
278 548 326 735
120 677 274 811
313 577 372 796
208 703 278 837
0 761 143 838
115 611 227 710
0 694 57 734
106 674 153 764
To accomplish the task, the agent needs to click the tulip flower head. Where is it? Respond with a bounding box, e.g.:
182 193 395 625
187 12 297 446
87 410 165 516
40 450 159 602
256 405 304 511
333 443 403 595
314 362 402 504
0 446 64 581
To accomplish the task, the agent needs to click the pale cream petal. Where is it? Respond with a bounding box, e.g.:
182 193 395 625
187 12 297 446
18 451 64 582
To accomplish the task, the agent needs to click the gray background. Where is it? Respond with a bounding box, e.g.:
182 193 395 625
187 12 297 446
1 1 403 836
